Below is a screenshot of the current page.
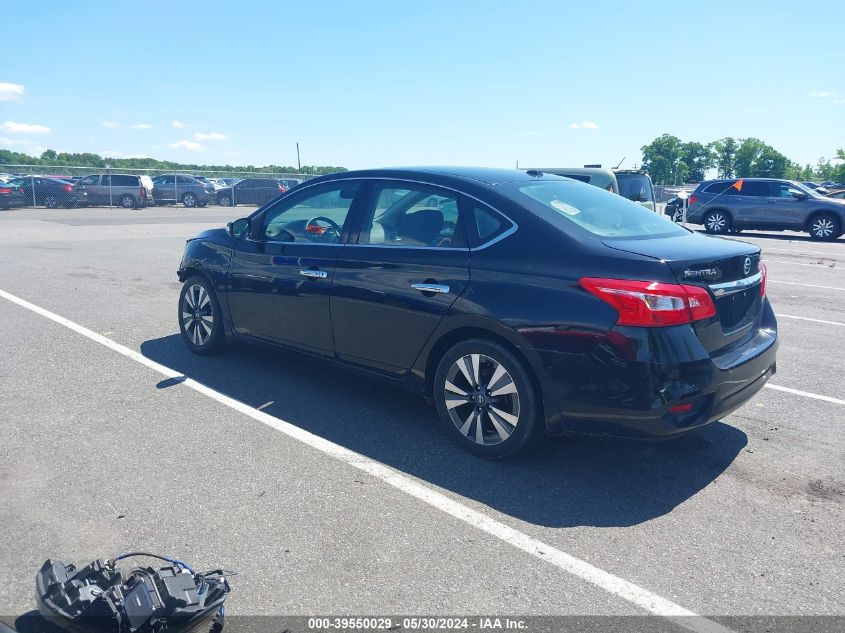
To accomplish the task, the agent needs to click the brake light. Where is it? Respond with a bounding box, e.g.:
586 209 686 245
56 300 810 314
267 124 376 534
759 261 767 297
278 184 287 192
579 278 716 327
62 184 73 192
140 186 147 200
688 196 698 206
0 187 10 194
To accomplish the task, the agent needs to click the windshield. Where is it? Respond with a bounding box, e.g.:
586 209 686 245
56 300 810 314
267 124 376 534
516 180 686 238
616 174 654 202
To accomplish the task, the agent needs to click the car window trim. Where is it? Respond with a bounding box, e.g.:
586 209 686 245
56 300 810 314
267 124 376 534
253 176 518 251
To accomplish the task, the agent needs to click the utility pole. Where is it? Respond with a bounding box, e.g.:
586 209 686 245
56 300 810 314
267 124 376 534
296 142 301 171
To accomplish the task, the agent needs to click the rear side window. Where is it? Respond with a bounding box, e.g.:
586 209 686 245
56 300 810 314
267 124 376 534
359 184 466 248
470 203 511 246
110 175 138 187
515 181 686 238
704 181 737 194
739 181 770 197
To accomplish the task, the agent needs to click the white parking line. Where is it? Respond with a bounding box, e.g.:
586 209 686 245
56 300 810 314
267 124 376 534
764 384 845 405
777 314 845 327
765 259 838 268
758 245 844 257
0 287 733 633
768 280 845 291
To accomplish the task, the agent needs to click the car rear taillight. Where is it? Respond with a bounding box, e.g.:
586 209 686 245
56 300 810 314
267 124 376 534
62 184 73 192
688 196 698 206
759 261 767 297
0 187 10 194
140 186 147 201
579 278 716 327
278 184 287 192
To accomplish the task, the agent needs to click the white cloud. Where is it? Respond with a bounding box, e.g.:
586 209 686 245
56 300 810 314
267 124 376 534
0 136 34 147
171 120 186 128
0 82 25 102
101 121 120 128
570 121 599 130
809 91 835 98
168 140 206 151
131 123 153 130
0 121 51 134
193 131 228 141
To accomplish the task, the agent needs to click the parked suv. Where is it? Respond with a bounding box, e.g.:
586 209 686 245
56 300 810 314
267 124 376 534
73 174 154 209
151 174 215 207
686 178 845 241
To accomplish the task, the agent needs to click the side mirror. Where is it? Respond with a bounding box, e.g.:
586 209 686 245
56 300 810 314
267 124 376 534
788 189 807 200
227 218 250 238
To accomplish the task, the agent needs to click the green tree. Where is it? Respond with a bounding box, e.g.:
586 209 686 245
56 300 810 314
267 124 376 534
733 138 789 178
708 137 738 178
40 149 57 161
680 141 713 182
641 133 687 185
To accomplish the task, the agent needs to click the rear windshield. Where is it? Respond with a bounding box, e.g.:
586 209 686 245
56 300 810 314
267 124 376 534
616 174 654 202
515 181 686 238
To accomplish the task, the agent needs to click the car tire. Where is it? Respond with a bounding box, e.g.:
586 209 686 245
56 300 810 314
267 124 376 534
704 210 730 234
808 213 841 241
44 195 59 209
670 209 683 223
120 194 136 209
217 195 231 207
178 275 225 355
433 338 542 459
182 192 197 208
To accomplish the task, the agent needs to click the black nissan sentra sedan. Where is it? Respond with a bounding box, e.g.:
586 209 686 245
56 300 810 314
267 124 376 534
177 167 778 458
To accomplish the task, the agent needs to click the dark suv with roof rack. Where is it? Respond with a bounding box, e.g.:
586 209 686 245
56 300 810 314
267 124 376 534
682 178 845 241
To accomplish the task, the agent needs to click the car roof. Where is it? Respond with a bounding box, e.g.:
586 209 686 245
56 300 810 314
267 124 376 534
309 167 566 187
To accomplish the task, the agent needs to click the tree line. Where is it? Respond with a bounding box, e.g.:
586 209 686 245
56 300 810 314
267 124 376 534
641 134 845 185
0 148 346 176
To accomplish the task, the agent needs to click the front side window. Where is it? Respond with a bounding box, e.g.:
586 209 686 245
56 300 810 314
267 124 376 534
515 181 686 238
79 175 99 186
262 183 360 243
176 175 193 185
359 184 464 248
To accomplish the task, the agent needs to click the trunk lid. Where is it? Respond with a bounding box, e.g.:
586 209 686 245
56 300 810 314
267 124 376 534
602 232 763 354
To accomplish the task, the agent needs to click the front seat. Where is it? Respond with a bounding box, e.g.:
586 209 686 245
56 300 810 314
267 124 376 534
398 209 444 246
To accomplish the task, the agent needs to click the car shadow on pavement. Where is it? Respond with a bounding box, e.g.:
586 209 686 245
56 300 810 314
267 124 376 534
141 335 747 529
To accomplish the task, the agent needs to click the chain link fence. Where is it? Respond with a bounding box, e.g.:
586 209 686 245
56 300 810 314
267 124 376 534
0 164 320 210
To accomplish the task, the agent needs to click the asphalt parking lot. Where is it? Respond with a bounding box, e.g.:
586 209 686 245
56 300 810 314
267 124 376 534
0 205 843 631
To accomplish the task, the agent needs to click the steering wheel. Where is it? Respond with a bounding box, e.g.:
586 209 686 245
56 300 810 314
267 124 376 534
305 216 341 241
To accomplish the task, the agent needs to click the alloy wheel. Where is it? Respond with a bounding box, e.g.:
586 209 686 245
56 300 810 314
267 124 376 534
45 196 59 209
812 217 835 239
671 209 683 223
181 284 214 346
121 195 134 209
706 213 726 232
444 353 520 446
183 193 196 207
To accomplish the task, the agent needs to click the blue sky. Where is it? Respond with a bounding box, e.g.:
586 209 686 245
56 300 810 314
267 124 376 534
2 0 843 170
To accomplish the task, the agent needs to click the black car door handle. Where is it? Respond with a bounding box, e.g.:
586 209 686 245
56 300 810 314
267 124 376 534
299 269 328 279
411 283 449 294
